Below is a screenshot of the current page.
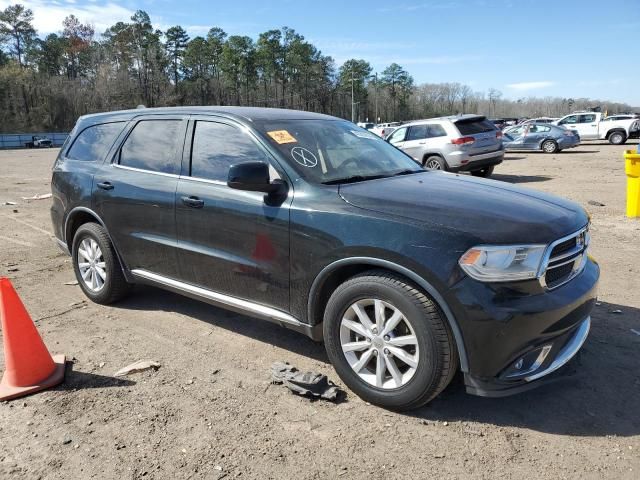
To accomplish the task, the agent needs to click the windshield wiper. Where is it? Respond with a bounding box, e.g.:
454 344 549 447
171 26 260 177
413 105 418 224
390 169 422 177
322 174 388 185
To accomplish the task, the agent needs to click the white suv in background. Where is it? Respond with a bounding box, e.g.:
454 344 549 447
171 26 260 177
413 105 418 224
386 115 504 178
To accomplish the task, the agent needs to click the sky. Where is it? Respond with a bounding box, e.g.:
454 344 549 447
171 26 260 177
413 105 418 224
2 0 639 105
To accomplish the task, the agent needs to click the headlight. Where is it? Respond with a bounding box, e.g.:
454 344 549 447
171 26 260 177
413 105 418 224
459 244 546 282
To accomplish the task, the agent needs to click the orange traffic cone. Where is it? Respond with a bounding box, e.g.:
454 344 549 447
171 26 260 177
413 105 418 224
0 277 66 401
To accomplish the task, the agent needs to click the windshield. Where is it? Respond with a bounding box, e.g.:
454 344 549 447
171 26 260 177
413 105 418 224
255 119 423 184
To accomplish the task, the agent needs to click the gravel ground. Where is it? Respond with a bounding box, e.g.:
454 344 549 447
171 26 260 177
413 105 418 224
0 142 639 480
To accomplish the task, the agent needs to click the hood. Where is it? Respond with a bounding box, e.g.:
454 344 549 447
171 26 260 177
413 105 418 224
339 171 588 244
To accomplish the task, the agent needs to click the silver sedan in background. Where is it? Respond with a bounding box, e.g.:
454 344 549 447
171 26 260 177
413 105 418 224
503 123 580 153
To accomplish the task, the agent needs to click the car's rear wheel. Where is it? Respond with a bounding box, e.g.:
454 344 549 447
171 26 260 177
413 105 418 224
72 223 130 304
470 166 494 178
541 140 558 153
608 131 626 145
323 270 457 410
423 155 446 171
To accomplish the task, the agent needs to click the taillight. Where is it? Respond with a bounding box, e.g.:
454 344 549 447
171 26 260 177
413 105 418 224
496 131 503 139
451 136 475 145
381 129 386 136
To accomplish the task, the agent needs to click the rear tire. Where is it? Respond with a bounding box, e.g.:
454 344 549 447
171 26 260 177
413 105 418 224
72 223 130 305
471 166 494 178
541 140 558 153
608 131 626 145
423 155 446 171
323 270 457 410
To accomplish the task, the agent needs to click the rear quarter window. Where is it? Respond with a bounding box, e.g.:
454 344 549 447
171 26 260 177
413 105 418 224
455 119 496 135
67 122 125 161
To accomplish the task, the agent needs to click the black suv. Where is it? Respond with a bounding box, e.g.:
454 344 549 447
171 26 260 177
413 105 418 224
51 107 599 410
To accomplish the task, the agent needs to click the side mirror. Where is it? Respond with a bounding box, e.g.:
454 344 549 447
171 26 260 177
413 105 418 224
227 161 284 194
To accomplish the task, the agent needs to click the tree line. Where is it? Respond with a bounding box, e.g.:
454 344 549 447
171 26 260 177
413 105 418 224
0 4 635 133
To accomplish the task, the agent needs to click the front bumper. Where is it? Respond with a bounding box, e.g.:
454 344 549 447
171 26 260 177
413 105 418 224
464 316 590 397
444 257 599 397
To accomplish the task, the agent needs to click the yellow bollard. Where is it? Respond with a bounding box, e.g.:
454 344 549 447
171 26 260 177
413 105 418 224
625 150 640 218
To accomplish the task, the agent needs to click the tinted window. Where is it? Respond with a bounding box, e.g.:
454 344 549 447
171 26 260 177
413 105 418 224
406 125 428 141
67 122 124 161
455 118 496 135
119 120 182 174
191 121 271 181
428 124 447 138
579 114 596 123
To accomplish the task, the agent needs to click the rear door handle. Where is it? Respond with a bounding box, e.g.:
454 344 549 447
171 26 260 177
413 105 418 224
96 181 114 191
181 196 204 208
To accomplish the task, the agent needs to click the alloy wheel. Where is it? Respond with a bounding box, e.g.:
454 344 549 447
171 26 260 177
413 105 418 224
426 159 442 170
542 141 557 153
340 298 419 389
77 238 107 292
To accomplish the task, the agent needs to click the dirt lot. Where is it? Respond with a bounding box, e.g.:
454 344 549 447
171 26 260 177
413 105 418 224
1 142 639 480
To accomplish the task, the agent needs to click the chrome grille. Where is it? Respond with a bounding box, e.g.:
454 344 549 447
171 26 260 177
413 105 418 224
541 227 589 289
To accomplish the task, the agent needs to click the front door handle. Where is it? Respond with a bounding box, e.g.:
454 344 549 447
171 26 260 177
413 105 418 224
181 196 204 208
96 181 114 190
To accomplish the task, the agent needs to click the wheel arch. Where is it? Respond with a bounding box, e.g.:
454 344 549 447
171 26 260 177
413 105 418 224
64 206 132 282
307 257 469 372
606 128 626 139
64 207 108 249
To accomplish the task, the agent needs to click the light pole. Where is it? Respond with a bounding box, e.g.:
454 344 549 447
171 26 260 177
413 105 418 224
371 73 378 123
351 67 355 123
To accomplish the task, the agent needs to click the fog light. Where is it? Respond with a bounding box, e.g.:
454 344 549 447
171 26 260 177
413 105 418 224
504 345 552 379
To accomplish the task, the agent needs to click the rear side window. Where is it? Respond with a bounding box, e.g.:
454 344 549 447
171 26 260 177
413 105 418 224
428 124 447 138
67 122 124 161
455 118 496 135
191 121 271 182
406 125 428 141
119 120 182 175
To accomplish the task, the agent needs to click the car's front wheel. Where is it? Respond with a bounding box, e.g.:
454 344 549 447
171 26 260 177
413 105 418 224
72 223 130 304
323 271 457 410
541 139 558 153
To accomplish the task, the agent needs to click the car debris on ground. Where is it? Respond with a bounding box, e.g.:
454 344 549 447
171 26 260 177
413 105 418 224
271 361 343 402
21 193 52 201
114 360 161 377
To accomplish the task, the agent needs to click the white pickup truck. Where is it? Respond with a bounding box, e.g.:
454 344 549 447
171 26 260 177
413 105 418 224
553 112 640 145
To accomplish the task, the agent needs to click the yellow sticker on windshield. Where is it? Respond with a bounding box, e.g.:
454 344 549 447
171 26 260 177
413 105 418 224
267 130 297 144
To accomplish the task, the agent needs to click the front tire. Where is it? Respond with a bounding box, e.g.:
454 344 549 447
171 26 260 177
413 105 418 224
72 223 130 304
608 131 626 145
323 271 457 410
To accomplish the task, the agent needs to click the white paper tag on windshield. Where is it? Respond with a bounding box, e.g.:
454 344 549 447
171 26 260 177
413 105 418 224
350 130 377 140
